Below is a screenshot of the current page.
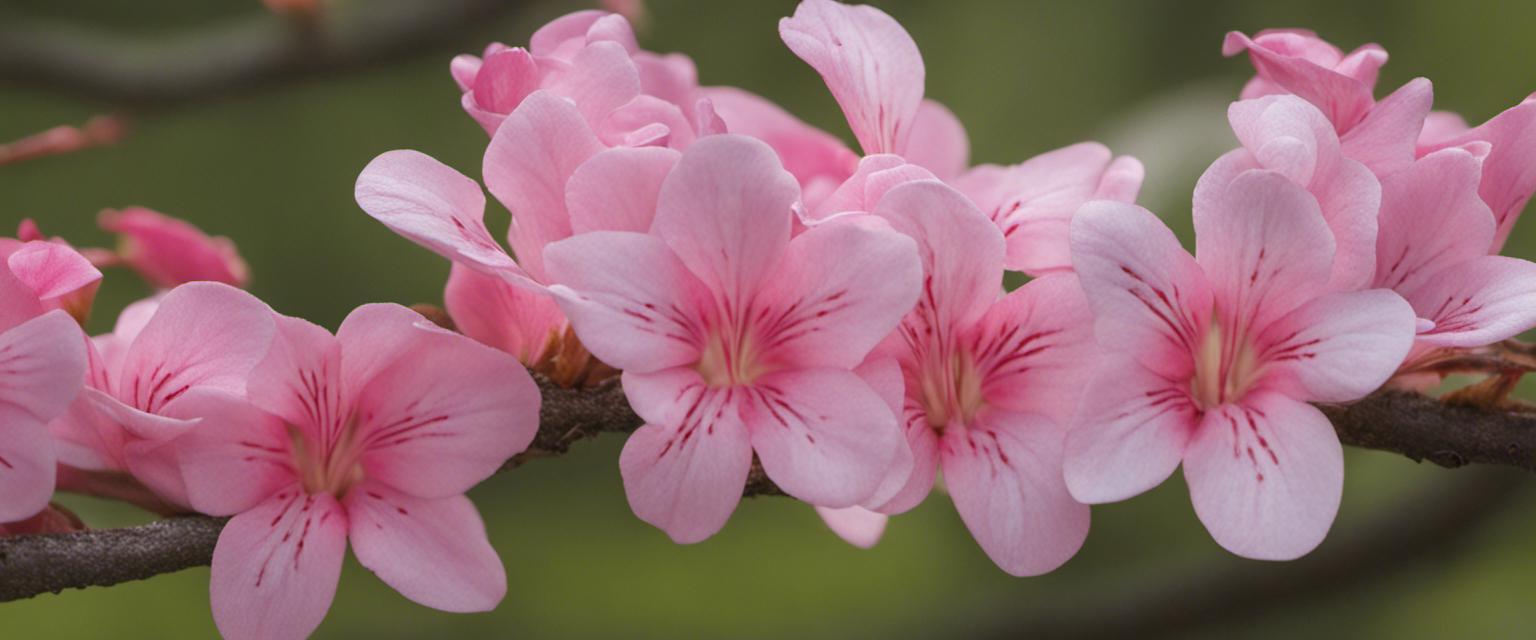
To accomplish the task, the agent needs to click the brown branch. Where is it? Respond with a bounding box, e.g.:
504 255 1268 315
0 0 523 105
4 383 1535 602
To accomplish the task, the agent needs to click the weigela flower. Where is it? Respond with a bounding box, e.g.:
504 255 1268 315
169 304 540 640
1065 170 1416 560
1416 94 1536 253
854 180 1098 575
543 135 921 542
0 244 90 522
1223 29 1388 134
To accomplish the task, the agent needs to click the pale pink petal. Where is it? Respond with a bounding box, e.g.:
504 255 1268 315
1195 170 1335 332
954 143 1135 275
355 150 525 281
1339 78 1433 176
779 0 923 155
746 368 903 508
652 135 799 302
345 485 505 612
873 180 1004 331
337 305 539 498
699 86 858 188
1223 31 1378 133
1400 256 1536 348
529 10 637 60
542 41 642 127
618 389 753 543
246 313 344 443
544 232 710 372
79 386 198 441
1183 393 1343 560
940 409 1090 576
566 146 679 234
98 207 249 289
809 154 933 222
853 355 914 509
1064 358 1196 504
1069 200 1212 380
634 51 698 109
814 506 888 549
0 311 85 521
450 52 484 93
483 91 606 283
210 490 348 640
123 435 191 509
1256 289 1416 403
0 265 45 333
6 240 101 305
870 417 938 515
752 219 922 370
1373 146 1495 292
1419 97 1536 252
968 273 1097 425
165 388 294 517
906 99 969 180
443 263 565 366
596 95 693 149
1417 111 1470 150
117 282 276 415
464 47 540 134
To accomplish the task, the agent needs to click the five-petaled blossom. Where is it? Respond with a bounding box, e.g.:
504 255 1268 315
169 304 540 640
544 134 922 542
854 180 1096 575
1065 170 1416 559
0 240 92 523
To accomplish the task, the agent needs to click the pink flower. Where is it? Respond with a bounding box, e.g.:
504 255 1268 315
170 304 540 640
1195 95 1381 290
846 180 1096 574
99 207 251 289
0 254 89 522
1373 144 1536 355
48 283 276 506
543 135 921 542
1065 170 1416 560
0 236 104 325
783 0 1141 274
1416 93 1536 253
1223 29 1388 134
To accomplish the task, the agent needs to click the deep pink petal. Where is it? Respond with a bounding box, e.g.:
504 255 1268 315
940 409 1090 576
1195 170 1335 332
779 0 924 155
873 180 1004 331
356 149 526 282
618 389 753 544
566 146 679 234
1069 200 1212 380
1339 78 1433 176
1183 393 1343 560
1400 255 1536 348
443 263 565 366
345 484 505 612
653 135 800 303
745 369 903 508
544 232 710 372
117 282 276 415
906 99 969 180
1419 96 1536 252
0 311 86 521
483 91 605 282
814 506 888 549
1256 289 1416 403
0 264 45 333
1223 31 1378 133
968 273 1097 425
98 208 248 289
246 313 344 446
1373 146 1495 293
1064 358 1196 504
165 388 295 517
210 490 348 640
753 219 921 370
6 240 101 306
466 47 540 132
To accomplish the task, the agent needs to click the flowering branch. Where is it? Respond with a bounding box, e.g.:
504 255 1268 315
0 381 1530 602
0 0 522 104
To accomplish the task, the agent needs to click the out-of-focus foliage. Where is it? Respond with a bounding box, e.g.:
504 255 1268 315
1 0 1533 637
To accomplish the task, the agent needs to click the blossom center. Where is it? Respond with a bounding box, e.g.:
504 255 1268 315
1191 319 1262 408
918 347 985 430
290 423 365 497
696 329 767 387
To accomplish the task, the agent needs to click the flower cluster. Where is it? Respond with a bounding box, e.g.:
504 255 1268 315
6 3 1536 639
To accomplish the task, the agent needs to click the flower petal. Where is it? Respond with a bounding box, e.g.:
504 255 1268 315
345 484 505 612
566 146 679 234
1400 255 1536 348
968 273 1097 425
1373 146 1494 293
873 179 1004 331
1064 357 1196 504
165 388 294 517
542 41 643 127
0 312 83 521
1418 96 1536 252
443 263 565 366
1257 289 1416 403
746 368 902 508
116 282 275 413
1069 200 1212 379
906 99 969 180
210 490 348 640
1339 78 1433 176
779 0 924 155
814 506 888 549
941 409 1090 576
1183 393 1343 561
618 388 753 544
699 86 858 189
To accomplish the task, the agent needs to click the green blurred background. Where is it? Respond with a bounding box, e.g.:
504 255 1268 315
3 0 1535 637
